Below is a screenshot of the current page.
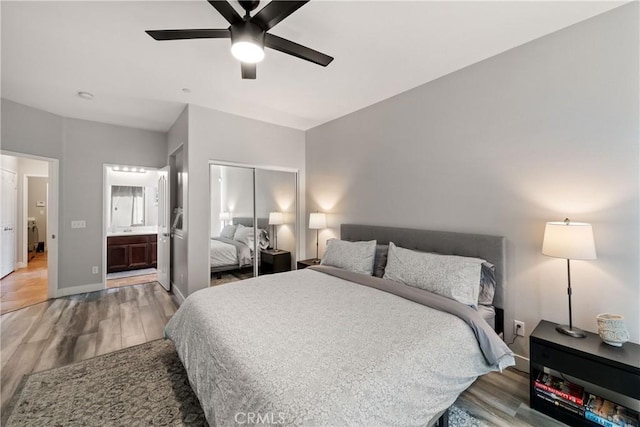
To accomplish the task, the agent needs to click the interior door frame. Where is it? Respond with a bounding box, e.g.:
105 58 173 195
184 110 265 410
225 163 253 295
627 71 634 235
1 150 59 299
102 163 162 289
208 160 300 277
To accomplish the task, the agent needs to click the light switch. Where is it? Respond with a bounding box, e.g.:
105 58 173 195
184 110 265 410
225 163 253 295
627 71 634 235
71 220 86 229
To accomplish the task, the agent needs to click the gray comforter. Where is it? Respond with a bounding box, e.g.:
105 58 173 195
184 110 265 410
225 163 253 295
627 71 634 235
165 268 515 426
211 237 253 267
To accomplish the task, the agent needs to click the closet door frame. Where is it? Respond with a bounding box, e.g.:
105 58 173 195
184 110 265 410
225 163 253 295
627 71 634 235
208 160 299 277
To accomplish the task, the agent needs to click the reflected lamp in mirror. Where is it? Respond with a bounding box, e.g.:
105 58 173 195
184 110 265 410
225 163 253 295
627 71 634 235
309 212 327 262
542 218 596 338
269 212 284 250
219 212 231 225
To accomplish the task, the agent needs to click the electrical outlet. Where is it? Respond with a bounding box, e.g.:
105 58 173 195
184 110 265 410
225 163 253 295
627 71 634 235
514 320 525 337
92 266 99 274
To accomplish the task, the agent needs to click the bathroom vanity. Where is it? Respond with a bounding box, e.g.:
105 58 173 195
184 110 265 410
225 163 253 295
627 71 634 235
107 232 157 273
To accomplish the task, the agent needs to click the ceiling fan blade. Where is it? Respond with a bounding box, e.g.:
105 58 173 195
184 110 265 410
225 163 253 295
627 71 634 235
265 34 333 67
241 63 257 79
207 0 242 25
146 29 230 41
251 1 308 31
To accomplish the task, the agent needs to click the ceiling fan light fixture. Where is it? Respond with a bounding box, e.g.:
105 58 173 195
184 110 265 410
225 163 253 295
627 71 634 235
230 21 265 64
231 41 264 63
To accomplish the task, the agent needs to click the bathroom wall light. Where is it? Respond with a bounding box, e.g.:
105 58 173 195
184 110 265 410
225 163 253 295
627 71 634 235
112 166 147 174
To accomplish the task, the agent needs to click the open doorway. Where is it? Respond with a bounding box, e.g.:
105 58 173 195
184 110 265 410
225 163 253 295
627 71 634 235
103 164 160 289
0 152 58 314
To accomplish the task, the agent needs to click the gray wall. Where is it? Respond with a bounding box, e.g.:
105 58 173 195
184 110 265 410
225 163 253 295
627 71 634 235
2 99 168 289
306 2 639 361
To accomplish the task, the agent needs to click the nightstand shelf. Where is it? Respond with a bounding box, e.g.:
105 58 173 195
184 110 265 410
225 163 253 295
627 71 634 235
297 258 320 270
530 320 640 426
260 249 291 274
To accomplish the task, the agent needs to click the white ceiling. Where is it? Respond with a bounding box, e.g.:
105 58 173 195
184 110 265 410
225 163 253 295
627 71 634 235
1 1 625 132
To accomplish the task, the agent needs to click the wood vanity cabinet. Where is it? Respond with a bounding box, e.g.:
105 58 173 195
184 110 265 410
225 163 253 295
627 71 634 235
107 234 157 273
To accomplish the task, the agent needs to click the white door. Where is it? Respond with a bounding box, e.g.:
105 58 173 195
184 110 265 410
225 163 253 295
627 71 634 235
157 166 170 291
0 169 17 278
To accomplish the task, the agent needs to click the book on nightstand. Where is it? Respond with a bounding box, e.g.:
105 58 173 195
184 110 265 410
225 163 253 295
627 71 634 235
584 393 639 427
534 388 584 416
534 372 585 406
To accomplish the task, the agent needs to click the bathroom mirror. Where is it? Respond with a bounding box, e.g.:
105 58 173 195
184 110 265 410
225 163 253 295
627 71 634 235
111 185 145 227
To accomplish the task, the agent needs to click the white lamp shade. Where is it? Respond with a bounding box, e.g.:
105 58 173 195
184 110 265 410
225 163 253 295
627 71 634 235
309 212 327 230
542 221 596 260
269 212 284 225
219 212 231 221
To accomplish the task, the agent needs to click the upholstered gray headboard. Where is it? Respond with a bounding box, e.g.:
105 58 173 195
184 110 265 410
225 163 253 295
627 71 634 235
233 217 269 230
340 224 506 329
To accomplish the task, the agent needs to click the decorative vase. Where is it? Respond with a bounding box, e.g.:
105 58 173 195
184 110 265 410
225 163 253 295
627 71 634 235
596 313 629 347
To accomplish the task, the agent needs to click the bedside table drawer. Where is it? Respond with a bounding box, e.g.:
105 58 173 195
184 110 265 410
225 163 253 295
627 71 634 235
531 340 640 399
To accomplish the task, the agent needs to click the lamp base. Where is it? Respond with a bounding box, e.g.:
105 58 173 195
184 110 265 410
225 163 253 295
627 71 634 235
556 324 587 338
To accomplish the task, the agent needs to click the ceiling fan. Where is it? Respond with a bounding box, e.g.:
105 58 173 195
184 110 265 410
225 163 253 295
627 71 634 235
146 0 334 79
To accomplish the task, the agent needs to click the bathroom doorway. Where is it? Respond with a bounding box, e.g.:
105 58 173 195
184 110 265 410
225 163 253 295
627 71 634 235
103 164 160 289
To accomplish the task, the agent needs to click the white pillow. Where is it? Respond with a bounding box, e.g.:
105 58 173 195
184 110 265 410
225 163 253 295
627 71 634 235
383 242 484 307
233 225 255 247
220 224 236 239
320 239 377 275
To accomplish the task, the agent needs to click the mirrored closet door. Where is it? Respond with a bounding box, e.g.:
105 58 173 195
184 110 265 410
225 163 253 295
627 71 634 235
209 163 297 286
255 168 297 276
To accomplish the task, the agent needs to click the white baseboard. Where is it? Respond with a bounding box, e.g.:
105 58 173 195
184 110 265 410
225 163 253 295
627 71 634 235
514 354 530 373
171 281 185 305
56 282 103 298
16 262 27 269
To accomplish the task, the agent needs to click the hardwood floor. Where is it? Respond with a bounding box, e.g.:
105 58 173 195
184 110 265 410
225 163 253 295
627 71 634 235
107 272 158 288
0 252 49 315
0 282 176 420
458 368 565 426
0 281 565 426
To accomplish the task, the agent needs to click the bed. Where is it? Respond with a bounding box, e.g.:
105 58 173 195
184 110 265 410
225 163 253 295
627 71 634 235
169 224 514 426
210 217 269 275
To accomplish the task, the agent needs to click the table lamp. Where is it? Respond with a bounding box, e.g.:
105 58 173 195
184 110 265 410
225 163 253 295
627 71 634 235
309 212 327 262
542 218 596 338
219 212 230 226
268 212 284 250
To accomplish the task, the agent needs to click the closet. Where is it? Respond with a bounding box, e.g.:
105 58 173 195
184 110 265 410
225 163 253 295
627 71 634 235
209 163 298 280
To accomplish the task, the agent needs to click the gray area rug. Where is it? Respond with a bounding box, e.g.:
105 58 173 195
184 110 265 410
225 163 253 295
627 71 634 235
5 340 205 426
5 339 487 426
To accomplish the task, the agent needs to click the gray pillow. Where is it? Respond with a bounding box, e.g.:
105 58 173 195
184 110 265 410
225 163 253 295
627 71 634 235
383 242 484 307
373 244 389 278
478 262 496 306
220 224 236 239
321 239 377 275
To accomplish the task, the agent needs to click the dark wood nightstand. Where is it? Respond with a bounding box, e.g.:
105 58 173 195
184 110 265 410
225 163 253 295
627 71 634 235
530 320 640 426
260 249 291 274
297 258 321 270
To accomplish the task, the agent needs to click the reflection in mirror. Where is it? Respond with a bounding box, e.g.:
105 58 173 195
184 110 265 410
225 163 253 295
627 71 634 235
256 169 297 276
209 164 256 285
209 163 298 285
111 185 145 227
